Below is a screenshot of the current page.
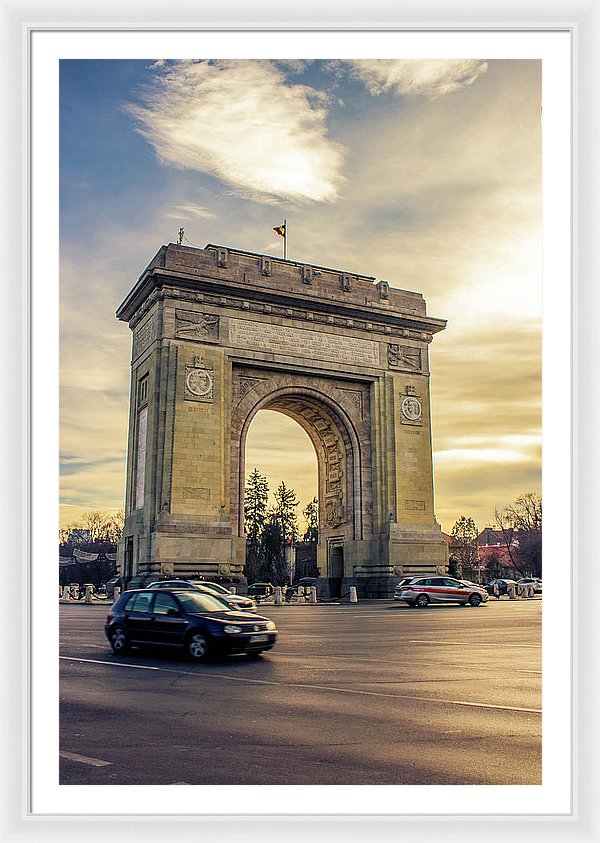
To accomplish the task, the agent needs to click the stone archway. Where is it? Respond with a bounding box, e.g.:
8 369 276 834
231 368 372 589
116 242 449 596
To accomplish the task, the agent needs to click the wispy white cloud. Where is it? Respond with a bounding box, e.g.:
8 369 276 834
344 59 488 98
127 60 344 203
165 203 216 220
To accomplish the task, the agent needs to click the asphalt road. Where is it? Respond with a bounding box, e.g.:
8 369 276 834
59 598 542 785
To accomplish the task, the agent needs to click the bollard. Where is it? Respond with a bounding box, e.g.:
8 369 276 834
508 584 516 599
60 586 70 602
59 586 63 599
527 585 534 598
70 583 80 600
517 584 525 598
349 586 358 603
113 587 121 603
274 586 282 605
85 585 93 604
310 586 317 604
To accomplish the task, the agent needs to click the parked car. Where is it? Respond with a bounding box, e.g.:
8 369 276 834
105 588 277 661
516 577 542 594
103 576 123 598
247 582 275 602
394 576 489 607
485 578 518 597
147 579 257 612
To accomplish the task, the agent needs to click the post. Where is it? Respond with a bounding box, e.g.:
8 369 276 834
274 586 283 605
113 587 121 603
349 586 358 603
310 586 317 604
85 585 93 604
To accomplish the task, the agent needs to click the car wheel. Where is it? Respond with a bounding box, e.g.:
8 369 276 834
187 631 210 661
468 593 482 607
416 594 429 608
109 626 129 655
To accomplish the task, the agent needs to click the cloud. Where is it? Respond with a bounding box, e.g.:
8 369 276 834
127 60 345 203
344 59 488 98
165 203 216 220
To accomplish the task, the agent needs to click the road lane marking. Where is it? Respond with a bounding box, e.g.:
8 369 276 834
59 656 540 713
60 656 160 671
409 640 541 648
59 751 112 767
516 670 543 674
205 673 542 714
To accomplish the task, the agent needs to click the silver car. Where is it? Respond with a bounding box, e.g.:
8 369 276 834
147 579 257 612
394 575 489 607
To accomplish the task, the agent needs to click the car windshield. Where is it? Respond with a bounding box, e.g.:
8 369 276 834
176 591 233 613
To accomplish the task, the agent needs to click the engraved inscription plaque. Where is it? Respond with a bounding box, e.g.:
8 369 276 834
229 319 379 366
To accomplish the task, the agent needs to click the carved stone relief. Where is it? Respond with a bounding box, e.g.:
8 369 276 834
336 387 364 420
377 280 390 300
324 495 343 528
236 376 267 404
175 310 220 343
388 343 422 371
184 365 214 402
133 315 157 359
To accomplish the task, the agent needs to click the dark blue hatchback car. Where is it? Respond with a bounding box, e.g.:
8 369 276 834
105 588 277 661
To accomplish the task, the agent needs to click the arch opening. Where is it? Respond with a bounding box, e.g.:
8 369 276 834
233 378 370 594
244 409 318 531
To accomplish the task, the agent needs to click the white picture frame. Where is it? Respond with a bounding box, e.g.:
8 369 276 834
1 1 599 840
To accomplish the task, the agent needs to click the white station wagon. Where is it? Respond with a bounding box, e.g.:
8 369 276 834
394 576 489 608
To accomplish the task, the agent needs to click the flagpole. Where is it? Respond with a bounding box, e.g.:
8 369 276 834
284 218 287 260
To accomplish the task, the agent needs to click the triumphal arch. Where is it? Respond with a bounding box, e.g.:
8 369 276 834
116 243 448 597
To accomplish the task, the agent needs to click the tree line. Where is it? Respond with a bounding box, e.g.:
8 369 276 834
449 492 542 581
59 510 124 545
244 468 318 585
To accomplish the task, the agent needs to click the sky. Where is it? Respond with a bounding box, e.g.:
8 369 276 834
59 58 542 535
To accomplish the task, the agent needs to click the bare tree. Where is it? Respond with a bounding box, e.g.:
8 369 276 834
494 492 542 578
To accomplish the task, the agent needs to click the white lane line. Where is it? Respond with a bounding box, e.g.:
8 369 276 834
59 656 542 714
516 670 543 674
409 640 541 648
205 673 542 714
60 751 112 767
60 656 160 671
60 656 541 713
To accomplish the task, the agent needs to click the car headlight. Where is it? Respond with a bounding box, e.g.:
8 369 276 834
223 625 243 634
265 621 276 631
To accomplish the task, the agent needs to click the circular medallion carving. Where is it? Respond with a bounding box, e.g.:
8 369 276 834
186 368 213 397
401 395 422 421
